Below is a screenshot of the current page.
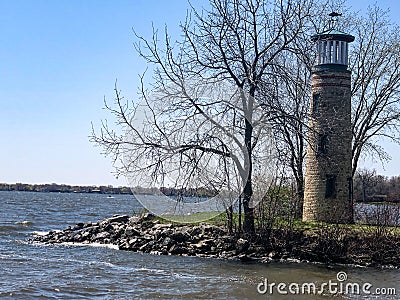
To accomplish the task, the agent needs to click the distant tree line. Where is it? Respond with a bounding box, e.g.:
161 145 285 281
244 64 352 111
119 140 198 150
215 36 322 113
0 183 132 194
0 183 220 197
354 169 400 203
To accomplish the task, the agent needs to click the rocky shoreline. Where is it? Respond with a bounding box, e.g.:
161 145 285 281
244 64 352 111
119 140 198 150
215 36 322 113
31 214 261 261
30 213 400 268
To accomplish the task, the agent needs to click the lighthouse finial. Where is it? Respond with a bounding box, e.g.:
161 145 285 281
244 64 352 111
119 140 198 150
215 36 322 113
328 11 342 29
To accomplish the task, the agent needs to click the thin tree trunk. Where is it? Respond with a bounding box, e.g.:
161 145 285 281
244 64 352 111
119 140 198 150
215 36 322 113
238 196 242 234
226 206 233 233
242 192 254 233
243 118 254 234
295 176 304 219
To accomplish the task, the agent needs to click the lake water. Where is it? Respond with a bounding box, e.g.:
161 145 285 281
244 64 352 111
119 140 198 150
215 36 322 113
0 191 399 299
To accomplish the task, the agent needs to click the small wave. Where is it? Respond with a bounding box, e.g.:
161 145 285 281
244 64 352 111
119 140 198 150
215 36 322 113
89 260 117 268
0 222 33 232
15 220 34 226
134 267 170 275
31 229 61 237
61 242 119 250
32 231 50 236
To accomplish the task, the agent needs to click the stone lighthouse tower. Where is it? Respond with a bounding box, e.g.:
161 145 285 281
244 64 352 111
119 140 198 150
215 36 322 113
303 13 355 223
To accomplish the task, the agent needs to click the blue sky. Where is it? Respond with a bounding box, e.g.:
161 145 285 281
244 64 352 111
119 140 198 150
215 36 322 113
0 0 399 186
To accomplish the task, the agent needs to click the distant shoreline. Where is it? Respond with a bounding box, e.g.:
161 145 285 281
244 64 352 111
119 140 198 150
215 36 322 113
0 183 219 198
0 183 133 194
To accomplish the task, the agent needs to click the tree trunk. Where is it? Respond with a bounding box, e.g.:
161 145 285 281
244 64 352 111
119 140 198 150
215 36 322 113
352 145 362 178
243 117 254 234
238 196 242 234
242 192 254 234
226 205 233 233
294 176 304 219
362 181 366 203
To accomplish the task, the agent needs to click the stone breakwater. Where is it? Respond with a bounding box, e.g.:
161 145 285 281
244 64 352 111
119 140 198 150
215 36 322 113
30 214 400 268
30 214 265 261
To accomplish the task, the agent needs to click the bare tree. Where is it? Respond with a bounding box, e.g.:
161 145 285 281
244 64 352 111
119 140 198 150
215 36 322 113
354 168 377 202
267 52 311 218
91 0 314 233
350 6 400 176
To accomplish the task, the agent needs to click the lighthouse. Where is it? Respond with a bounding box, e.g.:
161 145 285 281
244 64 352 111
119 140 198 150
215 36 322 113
303 13 355 223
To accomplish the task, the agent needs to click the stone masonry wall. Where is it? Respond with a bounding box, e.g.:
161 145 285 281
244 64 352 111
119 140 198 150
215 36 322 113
303 69 353 223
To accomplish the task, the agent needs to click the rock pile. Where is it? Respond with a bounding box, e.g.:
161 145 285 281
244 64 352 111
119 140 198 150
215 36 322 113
30 213 261 261
31 213 400 267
